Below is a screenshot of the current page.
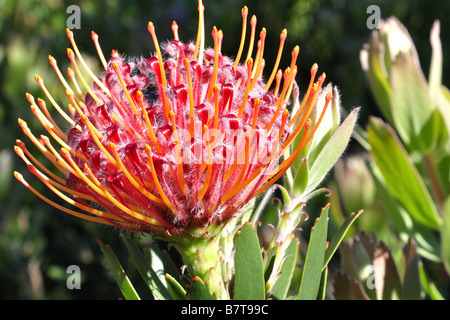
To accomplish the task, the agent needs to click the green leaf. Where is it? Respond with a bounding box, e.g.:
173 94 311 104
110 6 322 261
120 235 172 300
234 222 265 300
442 196 450 274
292 157 309 196
297 204 329 300
271 237 299 300
390 51 436 152
419 262 444 300
185 276 218 300
144 245 184 286
165 273 186 300
317 264 328 300
360 32 393 123
305 108 359 195
323 210 363 270
97 239 140 300
369 162 441 261
367 117 442 229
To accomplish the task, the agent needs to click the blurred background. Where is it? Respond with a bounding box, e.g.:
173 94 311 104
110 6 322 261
1 0 449 299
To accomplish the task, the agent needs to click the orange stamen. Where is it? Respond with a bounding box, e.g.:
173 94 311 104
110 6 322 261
193 0 205 62
34 75 78 128
66 28 110 96
250 28 266 85
265 67 294 132
198 125 213 201
169 110 186 193
109 142 165 206
112 62 140 118
289 63 318 126
15 142 66 185
265 29 287 91
27 163 119 220
91 31 108 70
206 27 221 100
237 58 253 117
171 21 179 40
18 119 69 175
245 15 257 62
30 104 71 151
148 22 171 122
145 145 176 212
67 67 84 99
221 133 252 203
136 90 162 153
66 48 102 105
80 162 164 227
14 171 117 226
233 6 249 70
184 59 195 138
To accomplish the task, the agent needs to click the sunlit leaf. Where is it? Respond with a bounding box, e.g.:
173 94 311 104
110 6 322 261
367 117 442 230
297 204 329 300
234 222 265 300
323 210 363 270
165 273 186 300
97 239 140 300
120 235 172 300
305 108 359 195
185 276 218 300
271 237 299 300
390 51 436 152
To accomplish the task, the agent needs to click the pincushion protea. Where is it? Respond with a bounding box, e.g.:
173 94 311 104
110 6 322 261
14 1 330 241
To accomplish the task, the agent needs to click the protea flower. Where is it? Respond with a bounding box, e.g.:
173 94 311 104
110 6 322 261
14 1 332 297
15 2 330 238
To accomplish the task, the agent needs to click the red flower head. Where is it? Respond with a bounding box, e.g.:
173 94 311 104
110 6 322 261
15 1 331 238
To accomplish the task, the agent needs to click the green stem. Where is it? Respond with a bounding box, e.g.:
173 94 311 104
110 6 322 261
172 235 229 299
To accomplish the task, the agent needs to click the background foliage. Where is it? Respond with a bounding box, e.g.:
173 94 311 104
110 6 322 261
1 0 449 299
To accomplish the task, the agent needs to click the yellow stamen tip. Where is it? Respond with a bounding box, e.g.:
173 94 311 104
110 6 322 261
108 142 117 150
14 171 23 180
18 118 27 128
67 48 74 57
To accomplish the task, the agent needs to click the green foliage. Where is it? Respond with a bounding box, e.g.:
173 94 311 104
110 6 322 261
233 223 265 300
97 239 140 300
3 0 450 300
297 205 329 300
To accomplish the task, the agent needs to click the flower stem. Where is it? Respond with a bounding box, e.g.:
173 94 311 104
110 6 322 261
173 235 229 299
